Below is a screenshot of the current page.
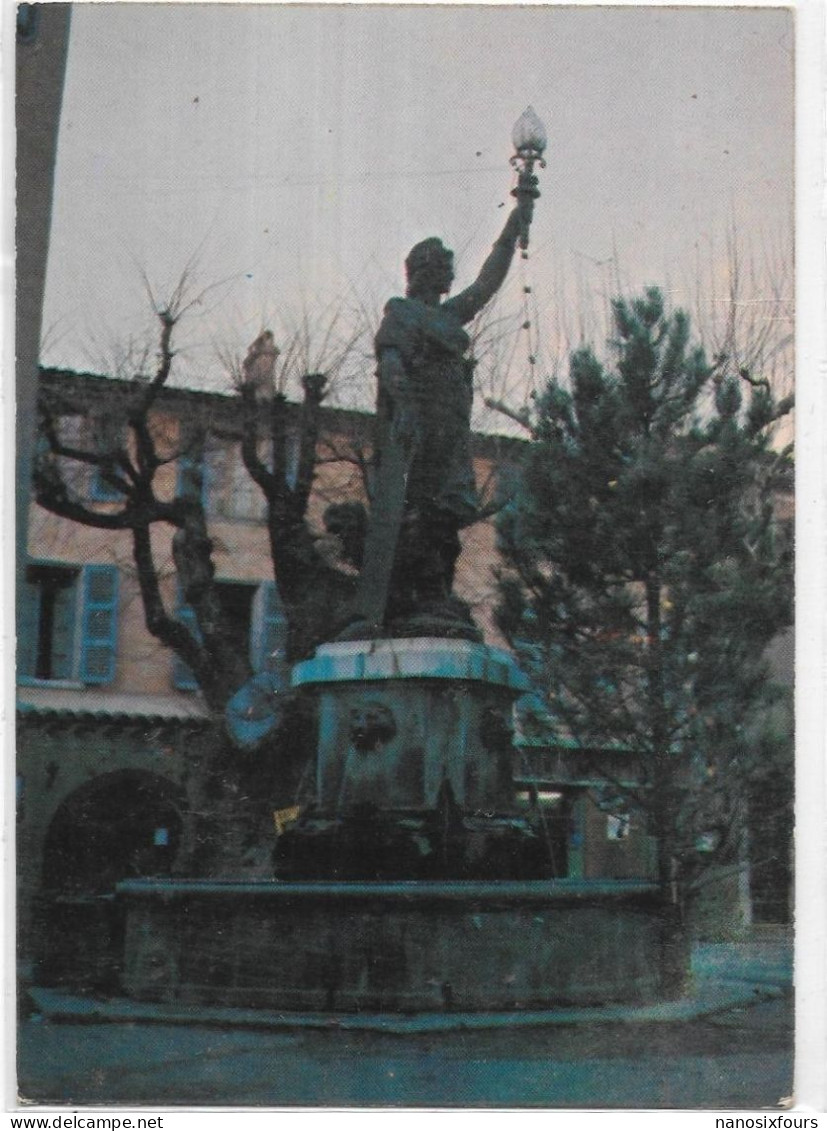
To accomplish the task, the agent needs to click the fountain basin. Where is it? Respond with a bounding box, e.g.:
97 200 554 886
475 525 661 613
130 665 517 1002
118 877 666 1011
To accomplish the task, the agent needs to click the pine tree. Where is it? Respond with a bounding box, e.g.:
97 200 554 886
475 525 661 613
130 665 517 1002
496 287 793 907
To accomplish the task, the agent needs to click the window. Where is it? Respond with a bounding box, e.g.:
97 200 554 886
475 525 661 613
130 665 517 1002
173 580 288 691
206 440 267 523
90 468 125 502
48 415 126 503
19 565 76 681
19 563 119 685
205 436 300 522
177 438 258 520
216 581 257 656
53 415 89 500
89 420 127 502
176 448 208 510
90 463 125 502
177 435 300 523
284 433 301 491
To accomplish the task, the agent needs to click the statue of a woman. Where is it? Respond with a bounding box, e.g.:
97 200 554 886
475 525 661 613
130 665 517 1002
349 172 538 636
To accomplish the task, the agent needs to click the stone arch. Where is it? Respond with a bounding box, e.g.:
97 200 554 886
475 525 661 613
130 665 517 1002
35 770 186 989
41 769 185 895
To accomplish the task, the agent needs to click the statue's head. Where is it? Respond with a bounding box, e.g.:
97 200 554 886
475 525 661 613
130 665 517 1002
405 237 454 298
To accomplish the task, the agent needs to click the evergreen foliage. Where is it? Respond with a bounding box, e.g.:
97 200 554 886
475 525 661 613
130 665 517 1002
496 287 793 894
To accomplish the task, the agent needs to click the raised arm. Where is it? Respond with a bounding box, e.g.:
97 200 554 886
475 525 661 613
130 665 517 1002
445 172 539 325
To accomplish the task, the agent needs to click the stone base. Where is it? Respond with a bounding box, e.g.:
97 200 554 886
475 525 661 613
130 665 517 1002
273 809 554 881
119 878 667 1012
291 638 530 815
335 604 483 644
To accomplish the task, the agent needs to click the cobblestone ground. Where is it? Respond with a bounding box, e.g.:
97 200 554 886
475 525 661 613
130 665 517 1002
17 994 793 1109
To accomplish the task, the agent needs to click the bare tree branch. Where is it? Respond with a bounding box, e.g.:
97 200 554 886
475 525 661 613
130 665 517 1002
483 396 537 437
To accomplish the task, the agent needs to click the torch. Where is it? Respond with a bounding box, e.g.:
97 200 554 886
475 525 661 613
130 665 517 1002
510 105 547 252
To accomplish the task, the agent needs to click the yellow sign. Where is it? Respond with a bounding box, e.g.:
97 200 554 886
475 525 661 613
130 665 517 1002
273 806 301 837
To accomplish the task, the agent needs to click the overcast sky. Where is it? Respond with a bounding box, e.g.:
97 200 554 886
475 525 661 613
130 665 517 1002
39 3 794 419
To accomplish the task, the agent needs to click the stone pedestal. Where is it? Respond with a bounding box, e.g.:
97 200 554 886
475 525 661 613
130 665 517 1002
291 638 529 815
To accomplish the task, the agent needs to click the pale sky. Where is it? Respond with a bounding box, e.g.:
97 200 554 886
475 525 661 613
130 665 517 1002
39 3 795 421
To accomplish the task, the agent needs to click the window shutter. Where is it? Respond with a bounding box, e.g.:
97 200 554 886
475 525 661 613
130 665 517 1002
17 579 41 679
177 446 210 512
228 440 267 521
173 591 201 691
79 564 119 684
201 443 215 516
250 581 288 674
90 468 124 502
89 420 126 501
285 432 300 490
177 452 197 501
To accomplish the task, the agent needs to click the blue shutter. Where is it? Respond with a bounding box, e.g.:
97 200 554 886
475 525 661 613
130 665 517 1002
79 564 119 684
177 448 210 511
173 591 201 691
90 468 124 502
285 433 300 490
250 581 288 675
202 442 218 516
177 452 196 500
17 578 41 679
89 419 126 501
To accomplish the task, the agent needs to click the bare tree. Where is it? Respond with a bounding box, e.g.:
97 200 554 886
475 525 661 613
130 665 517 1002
232 310 372 660
481 225 794 442
33 277 373 870
36 276 250 714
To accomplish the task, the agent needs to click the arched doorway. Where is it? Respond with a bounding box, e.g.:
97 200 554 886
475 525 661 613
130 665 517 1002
42 770 184 893
37 770 184 989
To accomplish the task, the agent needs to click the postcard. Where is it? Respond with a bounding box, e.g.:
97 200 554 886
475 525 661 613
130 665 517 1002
12 1 817 1117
